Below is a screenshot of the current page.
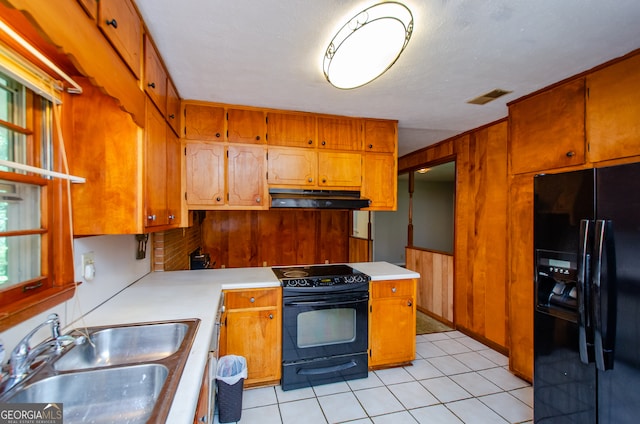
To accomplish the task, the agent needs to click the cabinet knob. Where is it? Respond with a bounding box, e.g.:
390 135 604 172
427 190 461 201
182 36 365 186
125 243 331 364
168 214 175 220
391 287 397 293
106 18 118 28
147 82 156 89
250 297 255 303
322 178 327 183
368 144 373 149
308 178 313 183
256 196 261 203
147 214 156 221
169 114 175 119
216 196 222 202
407 300 412 307
256 135 261 141
321 141 326 146
269 314 274 319
566 151 575 157
308 140 313 145
215 133 221 138
198 415 207 422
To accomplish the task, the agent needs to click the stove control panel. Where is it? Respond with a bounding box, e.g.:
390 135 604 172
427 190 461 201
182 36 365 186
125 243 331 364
283 273 370 287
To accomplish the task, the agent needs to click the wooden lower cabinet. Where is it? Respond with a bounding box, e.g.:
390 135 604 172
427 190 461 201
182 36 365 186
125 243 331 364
369 279 416 368
193 358 210 424
219 288 282 387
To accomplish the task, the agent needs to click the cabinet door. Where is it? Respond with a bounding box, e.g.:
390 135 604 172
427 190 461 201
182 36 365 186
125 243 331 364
509 78 586 174
362 153 396 210
267 147 316 187
166 79 180 136
225 307 280 385
227 145 268 208
364 119 397 153
587 53 640 163
370 280 416 367
145 100 168 227
98 0 142 79
185 142 225 206
165 124 181 226
318 117 362 150
266 112 316 148
318 151 361 188
143 36 167 116
184 104 225 141
227 108 266 144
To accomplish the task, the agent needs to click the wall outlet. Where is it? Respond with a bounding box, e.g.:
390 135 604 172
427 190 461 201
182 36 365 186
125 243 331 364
81 251 95 281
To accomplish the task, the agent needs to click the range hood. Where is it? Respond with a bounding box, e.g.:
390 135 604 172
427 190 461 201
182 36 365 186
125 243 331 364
270 189 371 210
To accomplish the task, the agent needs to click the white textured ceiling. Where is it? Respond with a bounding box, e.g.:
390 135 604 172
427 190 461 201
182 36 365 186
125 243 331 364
134 0 640 157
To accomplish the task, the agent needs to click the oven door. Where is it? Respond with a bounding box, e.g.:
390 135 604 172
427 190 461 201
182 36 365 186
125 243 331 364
282 290 369 363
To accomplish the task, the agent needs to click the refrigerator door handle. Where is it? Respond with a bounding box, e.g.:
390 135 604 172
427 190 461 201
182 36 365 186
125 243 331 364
593 219 617 371
578 219 592 364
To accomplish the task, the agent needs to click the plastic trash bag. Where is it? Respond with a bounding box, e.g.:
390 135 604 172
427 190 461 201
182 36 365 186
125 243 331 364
216 355 248 385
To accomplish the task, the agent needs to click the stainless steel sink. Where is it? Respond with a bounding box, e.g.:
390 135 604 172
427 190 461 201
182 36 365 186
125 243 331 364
0 318 200 423
4 364 168 424
54 321 190 371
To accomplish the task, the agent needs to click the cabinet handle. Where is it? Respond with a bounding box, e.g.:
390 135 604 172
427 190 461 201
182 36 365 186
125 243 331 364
250 297 255 303
368 144 373 149
391 287 397 293
256 135 261 141
215 133 221 138
308 140 313 145
322 141 326 146
308 178 313 183
169 114 175 119
407 300 412 307
566 151 575 157
168 214 175 220
147 214 156 221
322 178 327 183
106 18 118 28
147 82 156 89
269 314 274 319
216 196 222 202
256 196 261 203
198 415 207 422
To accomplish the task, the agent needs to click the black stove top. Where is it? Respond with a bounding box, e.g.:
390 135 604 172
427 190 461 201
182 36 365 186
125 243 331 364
272 264 370 287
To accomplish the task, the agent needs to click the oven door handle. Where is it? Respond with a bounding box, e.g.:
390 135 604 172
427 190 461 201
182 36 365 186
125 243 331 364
297 360 358 376
285 296 369 307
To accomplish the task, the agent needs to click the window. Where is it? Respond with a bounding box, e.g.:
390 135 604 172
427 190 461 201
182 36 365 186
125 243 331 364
0 70 75 330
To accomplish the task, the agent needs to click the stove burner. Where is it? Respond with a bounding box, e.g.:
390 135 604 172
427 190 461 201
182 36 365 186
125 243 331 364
283 270 309 278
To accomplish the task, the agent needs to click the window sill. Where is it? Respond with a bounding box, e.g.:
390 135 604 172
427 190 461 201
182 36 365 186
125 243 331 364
0 282 78 332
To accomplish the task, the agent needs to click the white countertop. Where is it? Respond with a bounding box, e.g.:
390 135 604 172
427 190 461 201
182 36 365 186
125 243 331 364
77 262 417 422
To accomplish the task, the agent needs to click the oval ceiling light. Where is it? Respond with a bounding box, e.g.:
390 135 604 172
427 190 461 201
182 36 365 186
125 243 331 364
323 2 414 90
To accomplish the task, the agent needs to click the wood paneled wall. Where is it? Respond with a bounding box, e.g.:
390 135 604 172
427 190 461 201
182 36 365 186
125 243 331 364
406 248 454 324
349 237 371 263
201 210 349 268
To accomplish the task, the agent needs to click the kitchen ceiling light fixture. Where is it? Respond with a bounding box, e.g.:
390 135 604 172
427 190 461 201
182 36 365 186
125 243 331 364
323 2 414 89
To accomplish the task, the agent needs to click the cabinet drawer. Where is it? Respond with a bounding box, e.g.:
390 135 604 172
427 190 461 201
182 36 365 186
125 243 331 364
224 288 279 309
371 280 414 298
98 0 142 79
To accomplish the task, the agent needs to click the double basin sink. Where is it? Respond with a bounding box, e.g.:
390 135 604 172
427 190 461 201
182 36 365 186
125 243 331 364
1 318 200 423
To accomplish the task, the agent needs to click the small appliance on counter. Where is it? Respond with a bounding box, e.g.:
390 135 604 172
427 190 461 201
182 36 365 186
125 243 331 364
189 247 211 270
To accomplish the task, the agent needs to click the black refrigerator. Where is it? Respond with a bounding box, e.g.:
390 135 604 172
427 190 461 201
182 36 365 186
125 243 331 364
533 162 640 423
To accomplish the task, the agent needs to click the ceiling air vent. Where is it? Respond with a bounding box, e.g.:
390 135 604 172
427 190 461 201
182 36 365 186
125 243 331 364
467 88 512 105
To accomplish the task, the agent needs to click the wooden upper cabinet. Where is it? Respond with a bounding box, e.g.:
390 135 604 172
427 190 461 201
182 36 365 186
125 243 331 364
227 108 266 144
165 124 181 226
362 153 396 210
318 151 361 188
227 145 267 208
185 142 226 207
266 112 316 148
77 0 97 20
166 79 180 136
267 147 316 187
586 53 640 163
509 78 586 174
98 0 142 79
143 36 167 116
364 119 397 153
145 100 168 227
317 117 362 150
184 104 225 141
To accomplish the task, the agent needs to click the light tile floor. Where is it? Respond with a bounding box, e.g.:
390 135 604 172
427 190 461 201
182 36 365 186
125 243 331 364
214 331 533 424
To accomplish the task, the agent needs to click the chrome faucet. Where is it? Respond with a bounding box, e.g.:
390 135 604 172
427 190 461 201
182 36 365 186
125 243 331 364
7 313 81 381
